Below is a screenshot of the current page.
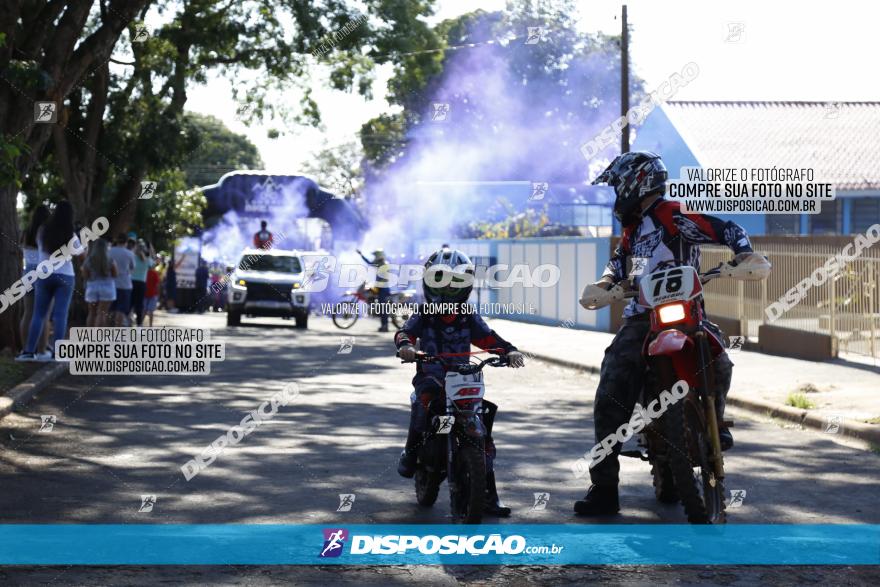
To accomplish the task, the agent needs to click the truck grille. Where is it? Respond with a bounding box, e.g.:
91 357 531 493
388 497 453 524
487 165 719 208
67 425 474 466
246 282 292 302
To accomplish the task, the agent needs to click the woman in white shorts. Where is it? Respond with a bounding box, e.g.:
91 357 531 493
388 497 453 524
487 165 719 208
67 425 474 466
82 238 118 327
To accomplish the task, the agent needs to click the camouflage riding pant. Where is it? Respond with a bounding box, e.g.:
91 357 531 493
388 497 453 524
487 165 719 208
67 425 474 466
589 317 733 487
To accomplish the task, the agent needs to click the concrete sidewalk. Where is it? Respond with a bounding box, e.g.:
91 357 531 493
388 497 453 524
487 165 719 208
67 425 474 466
487 317 880 444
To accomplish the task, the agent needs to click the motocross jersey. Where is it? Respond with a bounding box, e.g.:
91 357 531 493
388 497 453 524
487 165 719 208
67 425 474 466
603 198 754 318
395 311 517 383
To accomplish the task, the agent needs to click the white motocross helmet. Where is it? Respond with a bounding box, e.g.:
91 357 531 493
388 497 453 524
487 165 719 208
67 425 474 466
423 248 475 303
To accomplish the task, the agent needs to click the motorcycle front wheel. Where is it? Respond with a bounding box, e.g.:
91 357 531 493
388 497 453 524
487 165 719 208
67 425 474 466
415 468 442 506
450 439 486 524
662 396 727 524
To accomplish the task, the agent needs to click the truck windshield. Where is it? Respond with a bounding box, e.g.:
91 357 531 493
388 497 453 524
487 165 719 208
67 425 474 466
240 255 302 273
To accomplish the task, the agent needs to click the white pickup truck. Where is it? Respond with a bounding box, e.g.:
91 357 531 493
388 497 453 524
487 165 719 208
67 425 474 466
226 248 310 328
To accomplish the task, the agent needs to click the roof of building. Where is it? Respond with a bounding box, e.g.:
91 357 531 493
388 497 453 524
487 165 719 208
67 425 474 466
659 101 880 191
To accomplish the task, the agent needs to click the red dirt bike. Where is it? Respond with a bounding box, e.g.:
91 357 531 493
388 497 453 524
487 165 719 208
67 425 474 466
331 282 416 329
399 350 510 524
581 254 770 523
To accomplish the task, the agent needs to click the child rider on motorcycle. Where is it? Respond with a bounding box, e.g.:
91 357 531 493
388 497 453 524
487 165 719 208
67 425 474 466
395 247 525 517
575 151 760 516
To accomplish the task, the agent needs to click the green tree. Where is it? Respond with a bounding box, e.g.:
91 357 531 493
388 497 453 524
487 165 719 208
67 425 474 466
181 113 263 188
300 139 364 200
0 0 440 349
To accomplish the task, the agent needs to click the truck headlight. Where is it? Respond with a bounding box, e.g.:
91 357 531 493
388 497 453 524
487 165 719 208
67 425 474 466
291 282 300 289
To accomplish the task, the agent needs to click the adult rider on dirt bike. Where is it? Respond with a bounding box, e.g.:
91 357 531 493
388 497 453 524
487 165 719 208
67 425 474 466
574 151 759 516
395 247 525 516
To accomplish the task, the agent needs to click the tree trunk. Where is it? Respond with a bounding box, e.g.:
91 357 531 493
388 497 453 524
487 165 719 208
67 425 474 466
110 170 146 238
0 0 150 350
0 184 23 350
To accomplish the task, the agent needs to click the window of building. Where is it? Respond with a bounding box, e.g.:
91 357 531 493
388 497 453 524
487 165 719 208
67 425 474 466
766 215 800 235
810 200 840 234
850 197 880 234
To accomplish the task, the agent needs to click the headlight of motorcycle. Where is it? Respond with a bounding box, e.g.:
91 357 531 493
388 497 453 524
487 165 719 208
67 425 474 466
656 302 686 325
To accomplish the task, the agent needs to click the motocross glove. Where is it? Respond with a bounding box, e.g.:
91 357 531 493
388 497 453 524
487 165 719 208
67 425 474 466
507 350 525 368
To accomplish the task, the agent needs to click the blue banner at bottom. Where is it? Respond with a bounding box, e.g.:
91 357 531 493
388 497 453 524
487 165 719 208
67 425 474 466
0 524 876 565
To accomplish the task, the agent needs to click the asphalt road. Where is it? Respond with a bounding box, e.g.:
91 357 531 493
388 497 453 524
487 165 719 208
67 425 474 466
0 311 878 584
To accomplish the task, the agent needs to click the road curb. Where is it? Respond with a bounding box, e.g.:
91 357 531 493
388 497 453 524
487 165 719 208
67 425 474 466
524 349 880 446
726 395 880 446
0 362 67 420
524 351 600 375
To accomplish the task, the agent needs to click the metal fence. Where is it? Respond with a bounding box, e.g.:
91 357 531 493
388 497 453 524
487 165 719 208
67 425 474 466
702 238 880 359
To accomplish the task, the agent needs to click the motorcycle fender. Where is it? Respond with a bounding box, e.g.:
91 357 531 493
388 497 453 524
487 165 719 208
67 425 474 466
648 329 690 356
648 331 700 389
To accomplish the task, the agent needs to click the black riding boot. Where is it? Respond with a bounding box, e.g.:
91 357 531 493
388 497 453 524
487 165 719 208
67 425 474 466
481 401 511 517
397 396 424 478
574 484 620 516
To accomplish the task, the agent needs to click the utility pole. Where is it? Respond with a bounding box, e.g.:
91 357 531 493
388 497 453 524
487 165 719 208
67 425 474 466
621 4 630 154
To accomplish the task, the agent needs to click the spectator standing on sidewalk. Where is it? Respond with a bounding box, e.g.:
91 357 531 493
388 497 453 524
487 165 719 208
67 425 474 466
131 239 154 326
82 237 117 327
144 257 161 326
164 255 178 312
108 234 135 326
19 205 51 353
16 201 82 362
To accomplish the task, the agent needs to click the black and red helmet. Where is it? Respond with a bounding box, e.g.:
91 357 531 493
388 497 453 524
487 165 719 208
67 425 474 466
592 151 668 224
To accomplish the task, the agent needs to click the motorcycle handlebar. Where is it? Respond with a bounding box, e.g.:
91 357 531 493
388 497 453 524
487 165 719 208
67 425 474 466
608 257 767 298
397 351 510 371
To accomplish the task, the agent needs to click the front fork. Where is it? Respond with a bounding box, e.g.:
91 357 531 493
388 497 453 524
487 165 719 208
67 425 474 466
444 399 485 491
695 331 725 480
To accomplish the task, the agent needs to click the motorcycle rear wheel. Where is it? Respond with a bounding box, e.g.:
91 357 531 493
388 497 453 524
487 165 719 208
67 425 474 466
450 440 486 524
